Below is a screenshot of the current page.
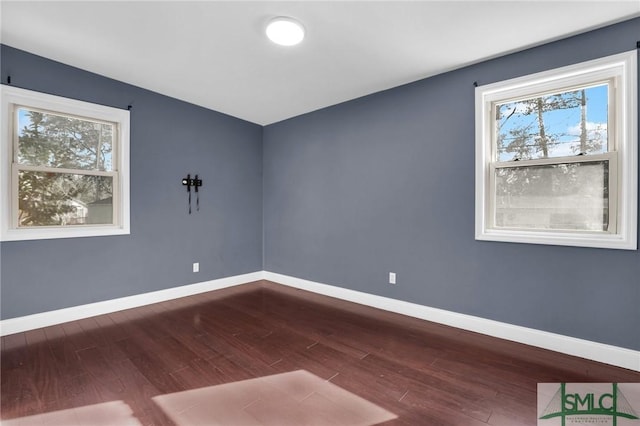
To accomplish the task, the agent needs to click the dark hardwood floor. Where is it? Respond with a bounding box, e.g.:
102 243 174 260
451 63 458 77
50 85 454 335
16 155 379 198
2 280 638 425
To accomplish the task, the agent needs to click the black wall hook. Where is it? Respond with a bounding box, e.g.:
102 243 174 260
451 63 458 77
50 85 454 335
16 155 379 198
182 174 203 214
182 175 203 189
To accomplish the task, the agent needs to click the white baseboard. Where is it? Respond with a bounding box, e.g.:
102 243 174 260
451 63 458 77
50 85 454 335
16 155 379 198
0 271 264 336
2 269 637 371
263 271 640 372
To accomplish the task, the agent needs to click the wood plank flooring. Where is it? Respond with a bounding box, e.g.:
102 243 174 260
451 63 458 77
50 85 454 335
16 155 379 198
1 280 639 425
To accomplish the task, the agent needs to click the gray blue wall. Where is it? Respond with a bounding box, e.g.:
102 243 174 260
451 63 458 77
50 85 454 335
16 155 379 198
1 18 639 351
263 18 640 351
0 45 263 319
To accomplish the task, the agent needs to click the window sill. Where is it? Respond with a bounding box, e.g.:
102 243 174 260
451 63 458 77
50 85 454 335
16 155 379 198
475 227 637 250
1 225 130 242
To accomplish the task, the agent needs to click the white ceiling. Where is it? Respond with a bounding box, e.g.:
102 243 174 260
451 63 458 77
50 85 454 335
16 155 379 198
1 1 639 125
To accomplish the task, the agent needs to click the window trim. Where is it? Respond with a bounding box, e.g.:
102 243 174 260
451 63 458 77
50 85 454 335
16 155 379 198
475 50 637 250
1 85 130 241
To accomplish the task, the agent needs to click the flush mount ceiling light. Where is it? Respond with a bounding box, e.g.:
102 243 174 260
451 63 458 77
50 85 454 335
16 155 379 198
266 17 305 46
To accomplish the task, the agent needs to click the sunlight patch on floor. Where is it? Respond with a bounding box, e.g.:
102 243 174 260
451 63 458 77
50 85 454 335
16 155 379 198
153 369 397 426
1 400 141 426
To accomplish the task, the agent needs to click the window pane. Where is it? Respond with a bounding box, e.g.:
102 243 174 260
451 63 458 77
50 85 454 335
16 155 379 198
495 84 608 161
494 161 608 231
18 171 113 227
17 107 114 171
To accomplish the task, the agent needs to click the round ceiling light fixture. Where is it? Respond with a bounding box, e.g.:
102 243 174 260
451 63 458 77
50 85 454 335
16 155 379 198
266 17 305 46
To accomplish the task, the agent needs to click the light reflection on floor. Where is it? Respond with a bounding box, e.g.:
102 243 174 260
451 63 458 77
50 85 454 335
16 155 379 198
153 370 397 426
0 400 142 426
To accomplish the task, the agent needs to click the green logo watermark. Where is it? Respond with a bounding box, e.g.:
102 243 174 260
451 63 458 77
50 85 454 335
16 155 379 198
538 383 640 426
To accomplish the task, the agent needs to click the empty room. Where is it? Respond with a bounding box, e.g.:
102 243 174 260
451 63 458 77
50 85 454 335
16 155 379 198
1 1 639 425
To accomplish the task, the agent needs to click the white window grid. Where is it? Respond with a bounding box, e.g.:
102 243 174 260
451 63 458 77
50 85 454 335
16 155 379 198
1 85 130 241
475 50 637 250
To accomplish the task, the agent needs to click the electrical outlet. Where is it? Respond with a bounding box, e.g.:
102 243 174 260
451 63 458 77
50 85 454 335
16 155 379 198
193 262 199 273
389 272 396 285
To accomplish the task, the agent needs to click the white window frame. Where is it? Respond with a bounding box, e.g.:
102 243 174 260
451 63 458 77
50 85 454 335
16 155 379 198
475 50 637 250
1 85 130 241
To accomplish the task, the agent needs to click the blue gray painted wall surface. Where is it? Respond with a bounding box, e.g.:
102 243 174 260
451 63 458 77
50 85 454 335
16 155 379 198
0 45 263 319
1 18 638 351
263 18 640 350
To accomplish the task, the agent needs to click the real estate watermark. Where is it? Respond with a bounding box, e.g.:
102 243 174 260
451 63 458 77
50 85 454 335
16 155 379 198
538 383 640 426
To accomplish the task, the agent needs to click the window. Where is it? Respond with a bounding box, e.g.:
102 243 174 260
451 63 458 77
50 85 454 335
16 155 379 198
475 51 637 250
1 86 130 241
